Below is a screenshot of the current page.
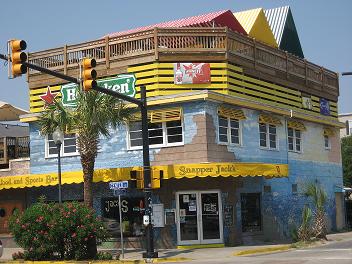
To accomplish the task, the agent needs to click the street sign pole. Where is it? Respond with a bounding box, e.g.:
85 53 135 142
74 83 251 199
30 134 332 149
118 194 124 259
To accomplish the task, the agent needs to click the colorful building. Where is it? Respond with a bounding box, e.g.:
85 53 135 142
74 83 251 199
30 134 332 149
0 8 345 247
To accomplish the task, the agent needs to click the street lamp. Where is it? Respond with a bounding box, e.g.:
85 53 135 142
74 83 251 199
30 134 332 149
342 72 352 76
52 127 64 204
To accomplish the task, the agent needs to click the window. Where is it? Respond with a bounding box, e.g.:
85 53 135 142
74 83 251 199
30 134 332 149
46 133 78 158
292 184 298 193
259 123 277 150
288 128 302 152
324 135 331 149
128 120 183 149
218 116 241 145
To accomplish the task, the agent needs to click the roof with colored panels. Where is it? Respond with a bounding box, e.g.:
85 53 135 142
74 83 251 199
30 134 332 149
234 8 278 48
106 10 247 37
264 6 304 58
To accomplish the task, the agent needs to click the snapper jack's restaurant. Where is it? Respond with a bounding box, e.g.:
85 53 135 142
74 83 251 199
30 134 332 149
0 162 288 248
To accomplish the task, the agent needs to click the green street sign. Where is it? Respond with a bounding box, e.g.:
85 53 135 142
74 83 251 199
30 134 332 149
61 74 136 107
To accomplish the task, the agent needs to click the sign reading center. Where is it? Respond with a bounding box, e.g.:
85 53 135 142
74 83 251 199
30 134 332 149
61 74 136 107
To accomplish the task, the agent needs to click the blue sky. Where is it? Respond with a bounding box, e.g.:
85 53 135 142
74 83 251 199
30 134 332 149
0 0 351 113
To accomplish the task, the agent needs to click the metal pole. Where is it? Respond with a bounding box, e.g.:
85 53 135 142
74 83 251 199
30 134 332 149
57 142 62 204
141 86 157 259
118 194 124 258
342 72 352 76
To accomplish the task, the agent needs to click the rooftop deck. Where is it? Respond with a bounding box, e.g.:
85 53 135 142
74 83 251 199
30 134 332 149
27 27 339 101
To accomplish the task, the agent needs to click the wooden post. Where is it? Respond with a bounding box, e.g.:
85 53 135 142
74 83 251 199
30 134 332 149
63 45 68 75
253 38 257 69
304 59 308 86
105 36 110 69
285 51 289 80
154 28 159 61
225 27 228 60
321 67 325 90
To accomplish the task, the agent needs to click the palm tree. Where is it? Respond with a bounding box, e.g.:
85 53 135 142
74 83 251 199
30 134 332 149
305 183 328 240
39 89 132 207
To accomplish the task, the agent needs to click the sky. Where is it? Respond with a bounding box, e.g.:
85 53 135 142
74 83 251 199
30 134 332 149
0 0 351 113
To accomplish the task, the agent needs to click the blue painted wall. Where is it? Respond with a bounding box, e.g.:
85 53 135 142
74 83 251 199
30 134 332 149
29 99 343 240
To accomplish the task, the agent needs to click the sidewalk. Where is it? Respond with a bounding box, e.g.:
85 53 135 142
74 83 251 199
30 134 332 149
1 231 351 262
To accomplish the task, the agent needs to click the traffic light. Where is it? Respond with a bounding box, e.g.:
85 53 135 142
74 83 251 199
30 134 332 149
81 58 97 91
130 169 144 189
151 169 163 189
9 39 27 77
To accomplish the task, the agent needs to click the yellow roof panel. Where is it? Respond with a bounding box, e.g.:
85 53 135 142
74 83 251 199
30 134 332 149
234 8 278 48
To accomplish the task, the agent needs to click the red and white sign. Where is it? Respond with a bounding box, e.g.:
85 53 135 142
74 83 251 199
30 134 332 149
174 63 211 84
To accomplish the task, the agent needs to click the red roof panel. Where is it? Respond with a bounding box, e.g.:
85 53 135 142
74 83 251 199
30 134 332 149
106 10 246 37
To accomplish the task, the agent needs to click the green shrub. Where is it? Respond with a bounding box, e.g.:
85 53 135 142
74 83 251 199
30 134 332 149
9 201 108 260
96 251 113 260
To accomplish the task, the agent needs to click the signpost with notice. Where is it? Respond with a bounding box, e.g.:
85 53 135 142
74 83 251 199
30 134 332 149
109 181 129 258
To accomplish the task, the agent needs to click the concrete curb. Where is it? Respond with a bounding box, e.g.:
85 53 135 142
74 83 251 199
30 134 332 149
233 245 292 256
0 257 192 263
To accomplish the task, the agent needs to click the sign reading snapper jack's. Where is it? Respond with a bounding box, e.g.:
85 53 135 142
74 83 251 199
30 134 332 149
59 74 136 107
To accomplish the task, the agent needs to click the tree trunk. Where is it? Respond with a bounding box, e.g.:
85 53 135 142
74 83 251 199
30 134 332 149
82 155 95 208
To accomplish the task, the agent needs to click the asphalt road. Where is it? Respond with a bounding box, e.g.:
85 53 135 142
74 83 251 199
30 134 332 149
175 239 352 264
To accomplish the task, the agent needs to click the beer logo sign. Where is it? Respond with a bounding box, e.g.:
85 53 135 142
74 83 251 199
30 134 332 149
60 74 137 108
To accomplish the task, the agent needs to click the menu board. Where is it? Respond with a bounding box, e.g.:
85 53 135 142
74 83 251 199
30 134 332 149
224 205 234 227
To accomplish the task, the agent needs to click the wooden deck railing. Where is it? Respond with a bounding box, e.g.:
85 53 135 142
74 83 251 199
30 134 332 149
27 27 339 97
0 137 30 165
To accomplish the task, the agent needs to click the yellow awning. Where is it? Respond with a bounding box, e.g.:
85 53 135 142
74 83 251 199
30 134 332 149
323 127 335 136
259 114 282 126
0 162 288 190
218 106 246 120
162 162 288 179
288 120 306 131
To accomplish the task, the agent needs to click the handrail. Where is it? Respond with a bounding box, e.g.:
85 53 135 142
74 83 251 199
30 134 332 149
27 27 338 96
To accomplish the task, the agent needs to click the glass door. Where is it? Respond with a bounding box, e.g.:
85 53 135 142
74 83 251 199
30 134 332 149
176 192 200 245
176 190 223 245
200 191 223 243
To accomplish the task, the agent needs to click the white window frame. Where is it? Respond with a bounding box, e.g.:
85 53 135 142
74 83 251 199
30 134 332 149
259 123 278 150
127 119 184 150
218 116 242 146
324 135 331 150
288 128 302 153
45 133 79 158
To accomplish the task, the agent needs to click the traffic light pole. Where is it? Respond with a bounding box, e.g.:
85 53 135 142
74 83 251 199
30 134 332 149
0 52 157 259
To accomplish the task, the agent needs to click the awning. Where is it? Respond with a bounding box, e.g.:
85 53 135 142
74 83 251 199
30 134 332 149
0 162 288 190
161 162 288 179
0 101 28 121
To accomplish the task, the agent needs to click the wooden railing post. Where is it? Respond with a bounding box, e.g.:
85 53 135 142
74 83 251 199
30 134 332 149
253 38 257 69
154 28 159 60
225 27 228 60
63 45 68 75
105 36 110 69
321 67 325 90
304 59 308 86
285 51 289 79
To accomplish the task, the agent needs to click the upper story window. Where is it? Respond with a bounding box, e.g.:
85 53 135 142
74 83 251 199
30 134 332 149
128 107 183 149
258 114 281 150
323 127 334 150
218 106 246 145
287 120 306 153
45 133 78 158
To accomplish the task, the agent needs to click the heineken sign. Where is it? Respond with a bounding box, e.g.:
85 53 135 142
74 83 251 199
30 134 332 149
61 74 136 107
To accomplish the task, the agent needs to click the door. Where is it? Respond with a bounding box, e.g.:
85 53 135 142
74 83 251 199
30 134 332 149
176 190 223 245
